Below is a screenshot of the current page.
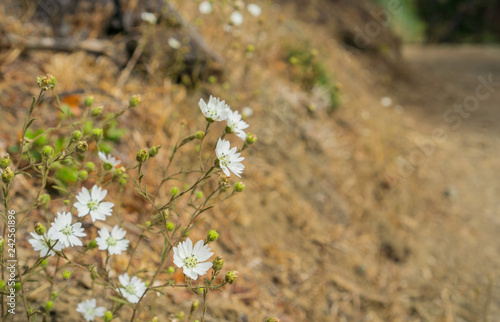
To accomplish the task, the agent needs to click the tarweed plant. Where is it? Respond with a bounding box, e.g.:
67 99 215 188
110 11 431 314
0 75 257 321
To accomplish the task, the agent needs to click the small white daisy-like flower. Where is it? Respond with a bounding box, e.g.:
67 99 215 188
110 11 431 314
117 273 147 303
215 138 245 177
168 37 181 49
199 1 213 14
247 3 262 17
140 12 157 24
225 110 249 141
173 238 214 280
198 96 230 122
98 151 121 167
28 233 65 256
76 298 106 321
47 212 86 247
74 185 114 222
95 226 130 255
230 11 244 26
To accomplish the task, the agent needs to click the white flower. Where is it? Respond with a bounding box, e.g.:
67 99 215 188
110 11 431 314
28 233 65 256
98 151 121 167
199 1 213 14
247 3 262 17
230 11 244 26
95 226 130 255
47 212 86 247
198 96 230 122
168 37 181 49
225 110 249 141
74 185 114 222
117 273 147 303
141 12 157 24
76 299 106 321
215 138 245 177
173 238 214 280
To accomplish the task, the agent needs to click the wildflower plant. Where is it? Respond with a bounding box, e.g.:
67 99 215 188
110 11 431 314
0 75 256 321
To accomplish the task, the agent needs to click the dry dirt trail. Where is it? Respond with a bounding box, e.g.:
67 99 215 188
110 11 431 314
400 45 500 320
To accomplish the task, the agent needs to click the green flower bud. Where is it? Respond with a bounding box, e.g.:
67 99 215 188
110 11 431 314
145 221 152 227
34 223 46 235
0 237 4 252
104 311 113 322
62 270 71 280
224 271 239 284
113 167 126 178
40 193 51 205
0 154 10 169
103 162 113 171
41 259 48 267
136 148 149 163
78 170 88 180
212 256 224 271
1 167 14 184
84 96 94 107
76 140 88 153
129 94 141 107
176 312 184 319
92 128 103 140
0 280 5 289
44 301 53 311
71 130 82 141
207 230 219 242
245 133 257 145
85 162 95 172
148 145 161 158
118 175 128 186
151 318 159 322
87 240 98 249
167 266 175 274
91 106 103 117
266 318 281 322
63 200 70 206
170 186 179 196
234 181 245 192
37 74 56 90
196 191 204 199
51 291 58 300
14 282 21 292
41 145 54 158
191 300 199 312
219 175 230 192
195 131 204 139
166 222 174 231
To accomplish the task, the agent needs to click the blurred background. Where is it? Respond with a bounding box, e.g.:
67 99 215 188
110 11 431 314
1 0 500 321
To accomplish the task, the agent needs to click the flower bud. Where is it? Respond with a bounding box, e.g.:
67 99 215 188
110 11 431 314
42 145 54 158
0 154 10 169
91 106 103 117
145 221 152 227
190 299 199 312
266 318 281 322
92 128 103 140
136 148 149 163
37 74 56 90
196 191 204 199
71 130 82 141
207 230 219 242
219 175 230 192
85 162 95 172
62 270 71 280
245 133 257 145
113 167 126 178
76 141 88 153
170 186 179 196
41 259 48 268
212 256 224 271
87 240 98 249
195 131 204 139
84 96 94 107
0 237 4 252
104 311 113 322
44 301 53 311
234 181 245 192
167 266 175 274
118 175 128 186
51 291 58 300
129 94 141 107
149 146 161 158
0 280 5 289
14 282 21 291
34 223 46 235
2 167 14 184
225 271 239 284
64 200 70 206
78 170 88 180
166 222 174 231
